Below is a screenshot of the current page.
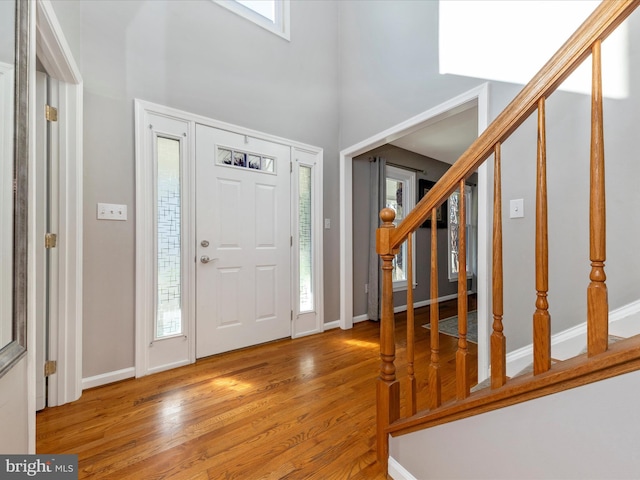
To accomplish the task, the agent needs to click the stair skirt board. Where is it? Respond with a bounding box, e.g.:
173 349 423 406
503 299 640 378
389 456 419 480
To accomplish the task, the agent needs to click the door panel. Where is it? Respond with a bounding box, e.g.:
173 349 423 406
196 125 291 358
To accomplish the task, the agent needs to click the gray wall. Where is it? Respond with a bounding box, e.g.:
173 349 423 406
51 0 340 378
352 145 459 317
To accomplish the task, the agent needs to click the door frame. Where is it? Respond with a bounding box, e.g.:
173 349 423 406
135 100 324 376
339 83 492 381
34 0 83 407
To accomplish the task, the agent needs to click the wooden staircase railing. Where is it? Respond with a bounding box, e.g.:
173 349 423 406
375 0 640 472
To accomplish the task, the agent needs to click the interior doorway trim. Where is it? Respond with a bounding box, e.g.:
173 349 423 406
35 0 83 406
339 83 491 381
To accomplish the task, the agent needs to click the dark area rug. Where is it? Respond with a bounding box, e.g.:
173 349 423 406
423 310 478 344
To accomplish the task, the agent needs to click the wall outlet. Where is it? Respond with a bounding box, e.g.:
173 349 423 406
97 203 127 221
324 218 330 229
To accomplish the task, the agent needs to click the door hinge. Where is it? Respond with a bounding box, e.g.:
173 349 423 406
290 235 293 247
45 233 57 249
44 360 57 377
45 105 58 122
291 310 293 321
290 161 292 173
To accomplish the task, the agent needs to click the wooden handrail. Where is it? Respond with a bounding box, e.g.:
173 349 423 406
389 0 640 251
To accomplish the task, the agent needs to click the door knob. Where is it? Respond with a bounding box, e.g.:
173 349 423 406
200 255 217 264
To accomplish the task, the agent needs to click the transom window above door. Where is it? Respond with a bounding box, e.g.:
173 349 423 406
213 0 290 40
216 146 276 174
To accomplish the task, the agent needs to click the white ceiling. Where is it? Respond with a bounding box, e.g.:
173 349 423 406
390 105 478 165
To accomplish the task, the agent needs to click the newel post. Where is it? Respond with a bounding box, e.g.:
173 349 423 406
376 208 400 469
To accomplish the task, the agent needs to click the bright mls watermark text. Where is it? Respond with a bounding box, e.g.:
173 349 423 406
1 455 77 479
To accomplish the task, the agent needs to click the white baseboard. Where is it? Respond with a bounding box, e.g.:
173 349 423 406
389 456 418 480
351 292 469 323
353 314 369 323
323 319 341 330
82 367 135 390
505 299 640 377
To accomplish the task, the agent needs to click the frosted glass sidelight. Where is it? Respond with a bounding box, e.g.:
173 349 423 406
156 137 182 339
299 166 313 312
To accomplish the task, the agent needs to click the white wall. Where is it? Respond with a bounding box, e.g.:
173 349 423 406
51 0 340 378
390 369 640 479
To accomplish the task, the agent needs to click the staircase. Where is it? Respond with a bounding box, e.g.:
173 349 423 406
375 1 640 476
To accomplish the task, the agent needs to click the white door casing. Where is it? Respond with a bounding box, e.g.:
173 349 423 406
32 0 83 409
195 125 292 357
135 109 194 376
136 100 324 376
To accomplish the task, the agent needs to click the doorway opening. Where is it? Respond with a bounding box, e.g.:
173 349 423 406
339 84 492 381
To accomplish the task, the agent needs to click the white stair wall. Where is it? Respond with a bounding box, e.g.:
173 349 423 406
389 368 640 479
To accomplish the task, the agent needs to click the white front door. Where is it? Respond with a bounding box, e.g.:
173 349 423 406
195 124 291 357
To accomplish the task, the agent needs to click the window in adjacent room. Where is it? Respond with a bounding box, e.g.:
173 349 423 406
448 184 477 281
385 165 416 290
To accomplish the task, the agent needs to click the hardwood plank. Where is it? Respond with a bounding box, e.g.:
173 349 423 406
37 297 474 479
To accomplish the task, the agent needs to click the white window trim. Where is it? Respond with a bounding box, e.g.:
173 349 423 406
292 148 324 338
385 165 416 292
213 0 291 41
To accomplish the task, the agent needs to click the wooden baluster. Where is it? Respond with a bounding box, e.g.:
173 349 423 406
491 142 506 388
456 180 470 400
376 208 400 467
428 208 441 409
534 97 551 375
588 39 608 357
406 234 416 416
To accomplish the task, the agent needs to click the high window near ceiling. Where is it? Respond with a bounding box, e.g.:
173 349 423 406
214 0 290 40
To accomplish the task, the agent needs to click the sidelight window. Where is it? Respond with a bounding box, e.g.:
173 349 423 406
156 136 183 339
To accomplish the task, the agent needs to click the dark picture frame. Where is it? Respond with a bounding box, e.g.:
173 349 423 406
418 179 447 229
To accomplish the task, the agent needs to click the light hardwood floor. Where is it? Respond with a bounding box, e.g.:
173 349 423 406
37 300 477 479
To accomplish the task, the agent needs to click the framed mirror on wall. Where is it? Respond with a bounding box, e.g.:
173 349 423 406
0 0 30 379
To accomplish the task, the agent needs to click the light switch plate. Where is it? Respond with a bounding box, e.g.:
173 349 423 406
97 203 127 221
510 199 524 218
